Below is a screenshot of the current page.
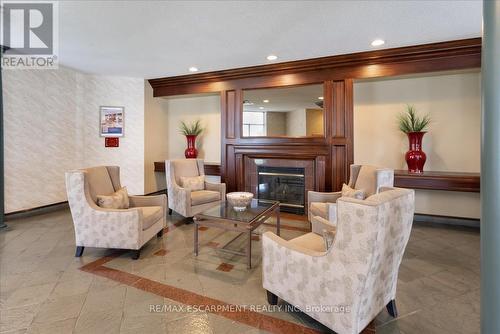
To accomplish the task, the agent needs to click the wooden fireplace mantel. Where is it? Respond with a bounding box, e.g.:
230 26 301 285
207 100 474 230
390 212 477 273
394 170 480 192
148 38 481 194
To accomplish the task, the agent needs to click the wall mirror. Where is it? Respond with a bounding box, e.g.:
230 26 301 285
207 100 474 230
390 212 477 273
242 84 324 137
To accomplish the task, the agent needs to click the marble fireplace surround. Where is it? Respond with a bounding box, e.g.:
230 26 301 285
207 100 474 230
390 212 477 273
244 157 315 214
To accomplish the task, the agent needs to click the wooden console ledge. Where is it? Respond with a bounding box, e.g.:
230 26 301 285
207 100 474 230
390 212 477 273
394 170 480 192
154 161 221 176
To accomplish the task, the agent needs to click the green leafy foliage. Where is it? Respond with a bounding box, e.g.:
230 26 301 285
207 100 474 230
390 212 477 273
398 105 431 133
179 120 204 136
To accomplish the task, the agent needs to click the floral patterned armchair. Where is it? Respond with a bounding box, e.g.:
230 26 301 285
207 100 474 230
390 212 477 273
308 164 394 235
166 159 226 218
65 166 166 259
263 187 415 334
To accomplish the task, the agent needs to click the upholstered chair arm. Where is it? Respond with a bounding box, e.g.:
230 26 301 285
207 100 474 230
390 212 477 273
205 181 226 200
129 194 167 217
80 206 143 249
171 183 191 213
262 232 326 258
311 216 337 235
308 190 342 204
375 168 395 192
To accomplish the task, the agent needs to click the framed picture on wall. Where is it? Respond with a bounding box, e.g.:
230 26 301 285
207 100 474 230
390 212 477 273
100 106 124 137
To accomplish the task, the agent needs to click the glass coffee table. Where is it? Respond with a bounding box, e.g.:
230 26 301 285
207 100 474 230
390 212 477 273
193 199 280 269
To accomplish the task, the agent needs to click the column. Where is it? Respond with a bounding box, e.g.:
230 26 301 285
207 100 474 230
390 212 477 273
481 1 500 332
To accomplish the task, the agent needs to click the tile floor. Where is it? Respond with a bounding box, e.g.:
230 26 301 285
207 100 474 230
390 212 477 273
0 209 480 334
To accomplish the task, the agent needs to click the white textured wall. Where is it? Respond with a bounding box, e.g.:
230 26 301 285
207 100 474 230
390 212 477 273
3 66 145 212
165 94 221 163
4 68 81 212
354 72 481 218
77 73 145 196
144 82 168 194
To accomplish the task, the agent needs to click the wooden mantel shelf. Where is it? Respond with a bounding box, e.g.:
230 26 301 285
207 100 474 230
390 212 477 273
394 170 480 192
154 161 221 176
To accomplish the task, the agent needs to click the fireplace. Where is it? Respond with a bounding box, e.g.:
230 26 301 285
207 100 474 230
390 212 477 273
257 166 305 214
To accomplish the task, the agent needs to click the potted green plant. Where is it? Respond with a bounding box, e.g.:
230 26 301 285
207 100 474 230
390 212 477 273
179 120 204 158
398 105 431 173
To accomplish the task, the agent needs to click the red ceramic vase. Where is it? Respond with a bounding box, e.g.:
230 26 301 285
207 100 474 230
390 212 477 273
184 135 198 158
405 131 426 173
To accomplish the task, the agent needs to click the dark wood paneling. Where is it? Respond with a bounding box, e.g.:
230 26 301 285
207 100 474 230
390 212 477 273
203 164 221 176
154 161 221 176
332 145 347 191
394 170 480 192
315 156 326 192
149 38 481 97
225 145 236 192
219 79 353 193
332 81 346 138
225 90 236 139
154 162 165 172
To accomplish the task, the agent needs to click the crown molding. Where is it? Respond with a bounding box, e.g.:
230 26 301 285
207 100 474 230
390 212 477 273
148 37 481 92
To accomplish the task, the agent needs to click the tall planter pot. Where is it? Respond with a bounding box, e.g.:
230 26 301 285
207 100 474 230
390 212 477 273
184 135 198 158
405 131 427 173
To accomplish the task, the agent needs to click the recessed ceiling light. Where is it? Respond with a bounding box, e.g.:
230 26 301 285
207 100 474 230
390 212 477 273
259 106 265 110
266 54 278 61
263 99 270 103
318 96 324 100
188 66 198 72
371 39 385 47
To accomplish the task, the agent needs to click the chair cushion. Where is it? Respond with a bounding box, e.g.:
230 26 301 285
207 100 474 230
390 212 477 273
289 233 326 252
310 202 329 219
341 183 365 200
191 190 220 206
138 206 163 230
354 165 378 197
180 175 205 191
85 166 115 203
172 159 200 185
97 187 129 209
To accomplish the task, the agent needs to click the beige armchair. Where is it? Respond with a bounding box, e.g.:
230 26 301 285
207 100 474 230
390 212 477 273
263 188 415 334
65 166 166 259
308 164 394 234
166 159 226 218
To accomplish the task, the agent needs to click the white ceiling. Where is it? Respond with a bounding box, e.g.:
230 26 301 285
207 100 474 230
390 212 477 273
58 0 482 79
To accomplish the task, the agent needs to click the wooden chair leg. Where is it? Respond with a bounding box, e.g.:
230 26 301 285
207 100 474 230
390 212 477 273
157 229 164 237
75 246 84 257
266 290 278 305
386 299 398 318
168 208 173 215
131 249 141 260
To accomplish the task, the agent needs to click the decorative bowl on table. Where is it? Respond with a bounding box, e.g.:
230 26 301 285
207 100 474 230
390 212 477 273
226 192 254 211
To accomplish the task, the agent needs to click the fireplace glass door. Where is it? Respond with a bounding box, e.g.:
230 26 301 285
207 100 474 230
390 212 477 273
257 166 305 214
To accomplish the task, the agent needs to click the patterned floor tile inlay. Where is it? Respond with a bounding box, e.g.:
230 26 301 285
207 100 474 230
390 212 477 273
153 249 169 256
215 263 234 272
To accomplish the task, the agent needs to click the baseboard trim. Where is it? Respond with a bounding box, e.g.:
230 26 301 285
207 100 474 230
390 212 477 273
414 213 480 228
5 201 69 220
